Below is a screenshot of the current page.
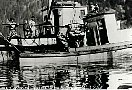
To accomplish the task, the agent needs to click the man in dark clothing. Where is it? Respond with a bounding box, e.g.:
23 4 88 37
8 18 18 39
57 26 69 52
86 21 98 46
23 20 32 38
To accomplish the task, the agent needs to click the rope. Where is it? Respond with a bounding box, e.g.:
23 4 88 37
23 38 39 45
0 32 21 53
31 38 39 46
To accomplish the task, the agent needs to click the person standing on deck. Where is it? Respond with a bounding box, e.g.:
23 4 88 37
29 16 38 37
57 25 69 52
23 20 32 38
8 18 18 40
93 4 99 13
87 21 99 46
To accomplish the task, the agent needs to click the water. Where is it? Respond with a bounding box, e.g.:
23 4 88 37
0 49 132 89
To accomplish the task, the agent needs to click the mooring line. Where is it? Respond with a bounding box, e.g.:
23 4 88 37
0 32 21 53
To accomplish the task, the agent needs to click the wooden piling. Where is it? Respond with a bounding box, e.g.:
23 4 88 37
107 51 113 68
13 50 20 70
7 50 20 70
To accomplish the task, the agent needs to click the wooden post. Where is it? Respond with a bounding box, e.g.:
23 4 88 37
107 51 113 68
13 50 20 70
76 57 78 77
83 31 87 46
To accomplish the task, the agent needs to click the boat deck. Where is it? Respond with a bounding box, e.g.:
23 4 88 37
20 41 132 57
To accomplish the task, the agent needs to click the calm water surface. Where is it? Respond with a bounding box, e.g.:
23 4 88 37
0 49 132 89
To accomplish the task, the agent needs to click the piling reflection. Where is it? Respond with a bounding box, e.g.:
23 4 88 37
0 60 21 89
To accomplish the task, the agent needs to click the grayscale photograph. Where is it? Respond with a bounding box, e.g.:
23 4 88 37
0 0 132 89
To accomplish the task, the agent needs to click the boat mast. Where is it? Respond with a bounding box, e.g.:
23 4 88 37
41 0 44 22
46 0 55 22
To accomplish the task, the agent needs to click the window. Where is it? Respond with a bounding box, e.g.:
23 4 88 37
80 10 85 19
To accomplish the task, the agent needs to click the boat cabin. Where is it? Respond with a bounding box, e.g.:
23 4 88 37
83 13 131 46
43 1 88 27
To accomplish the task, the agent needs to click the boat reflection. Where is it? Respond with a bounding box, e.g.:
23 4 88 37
0 59 110 89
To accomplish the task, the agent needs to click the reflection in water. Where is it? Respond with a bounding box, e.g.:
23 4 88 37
0 52 132 89
0 59 110 89
20 65 109 89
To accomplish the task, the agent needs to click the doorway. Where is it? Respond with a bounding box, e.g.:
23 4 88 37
97 19 109 45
